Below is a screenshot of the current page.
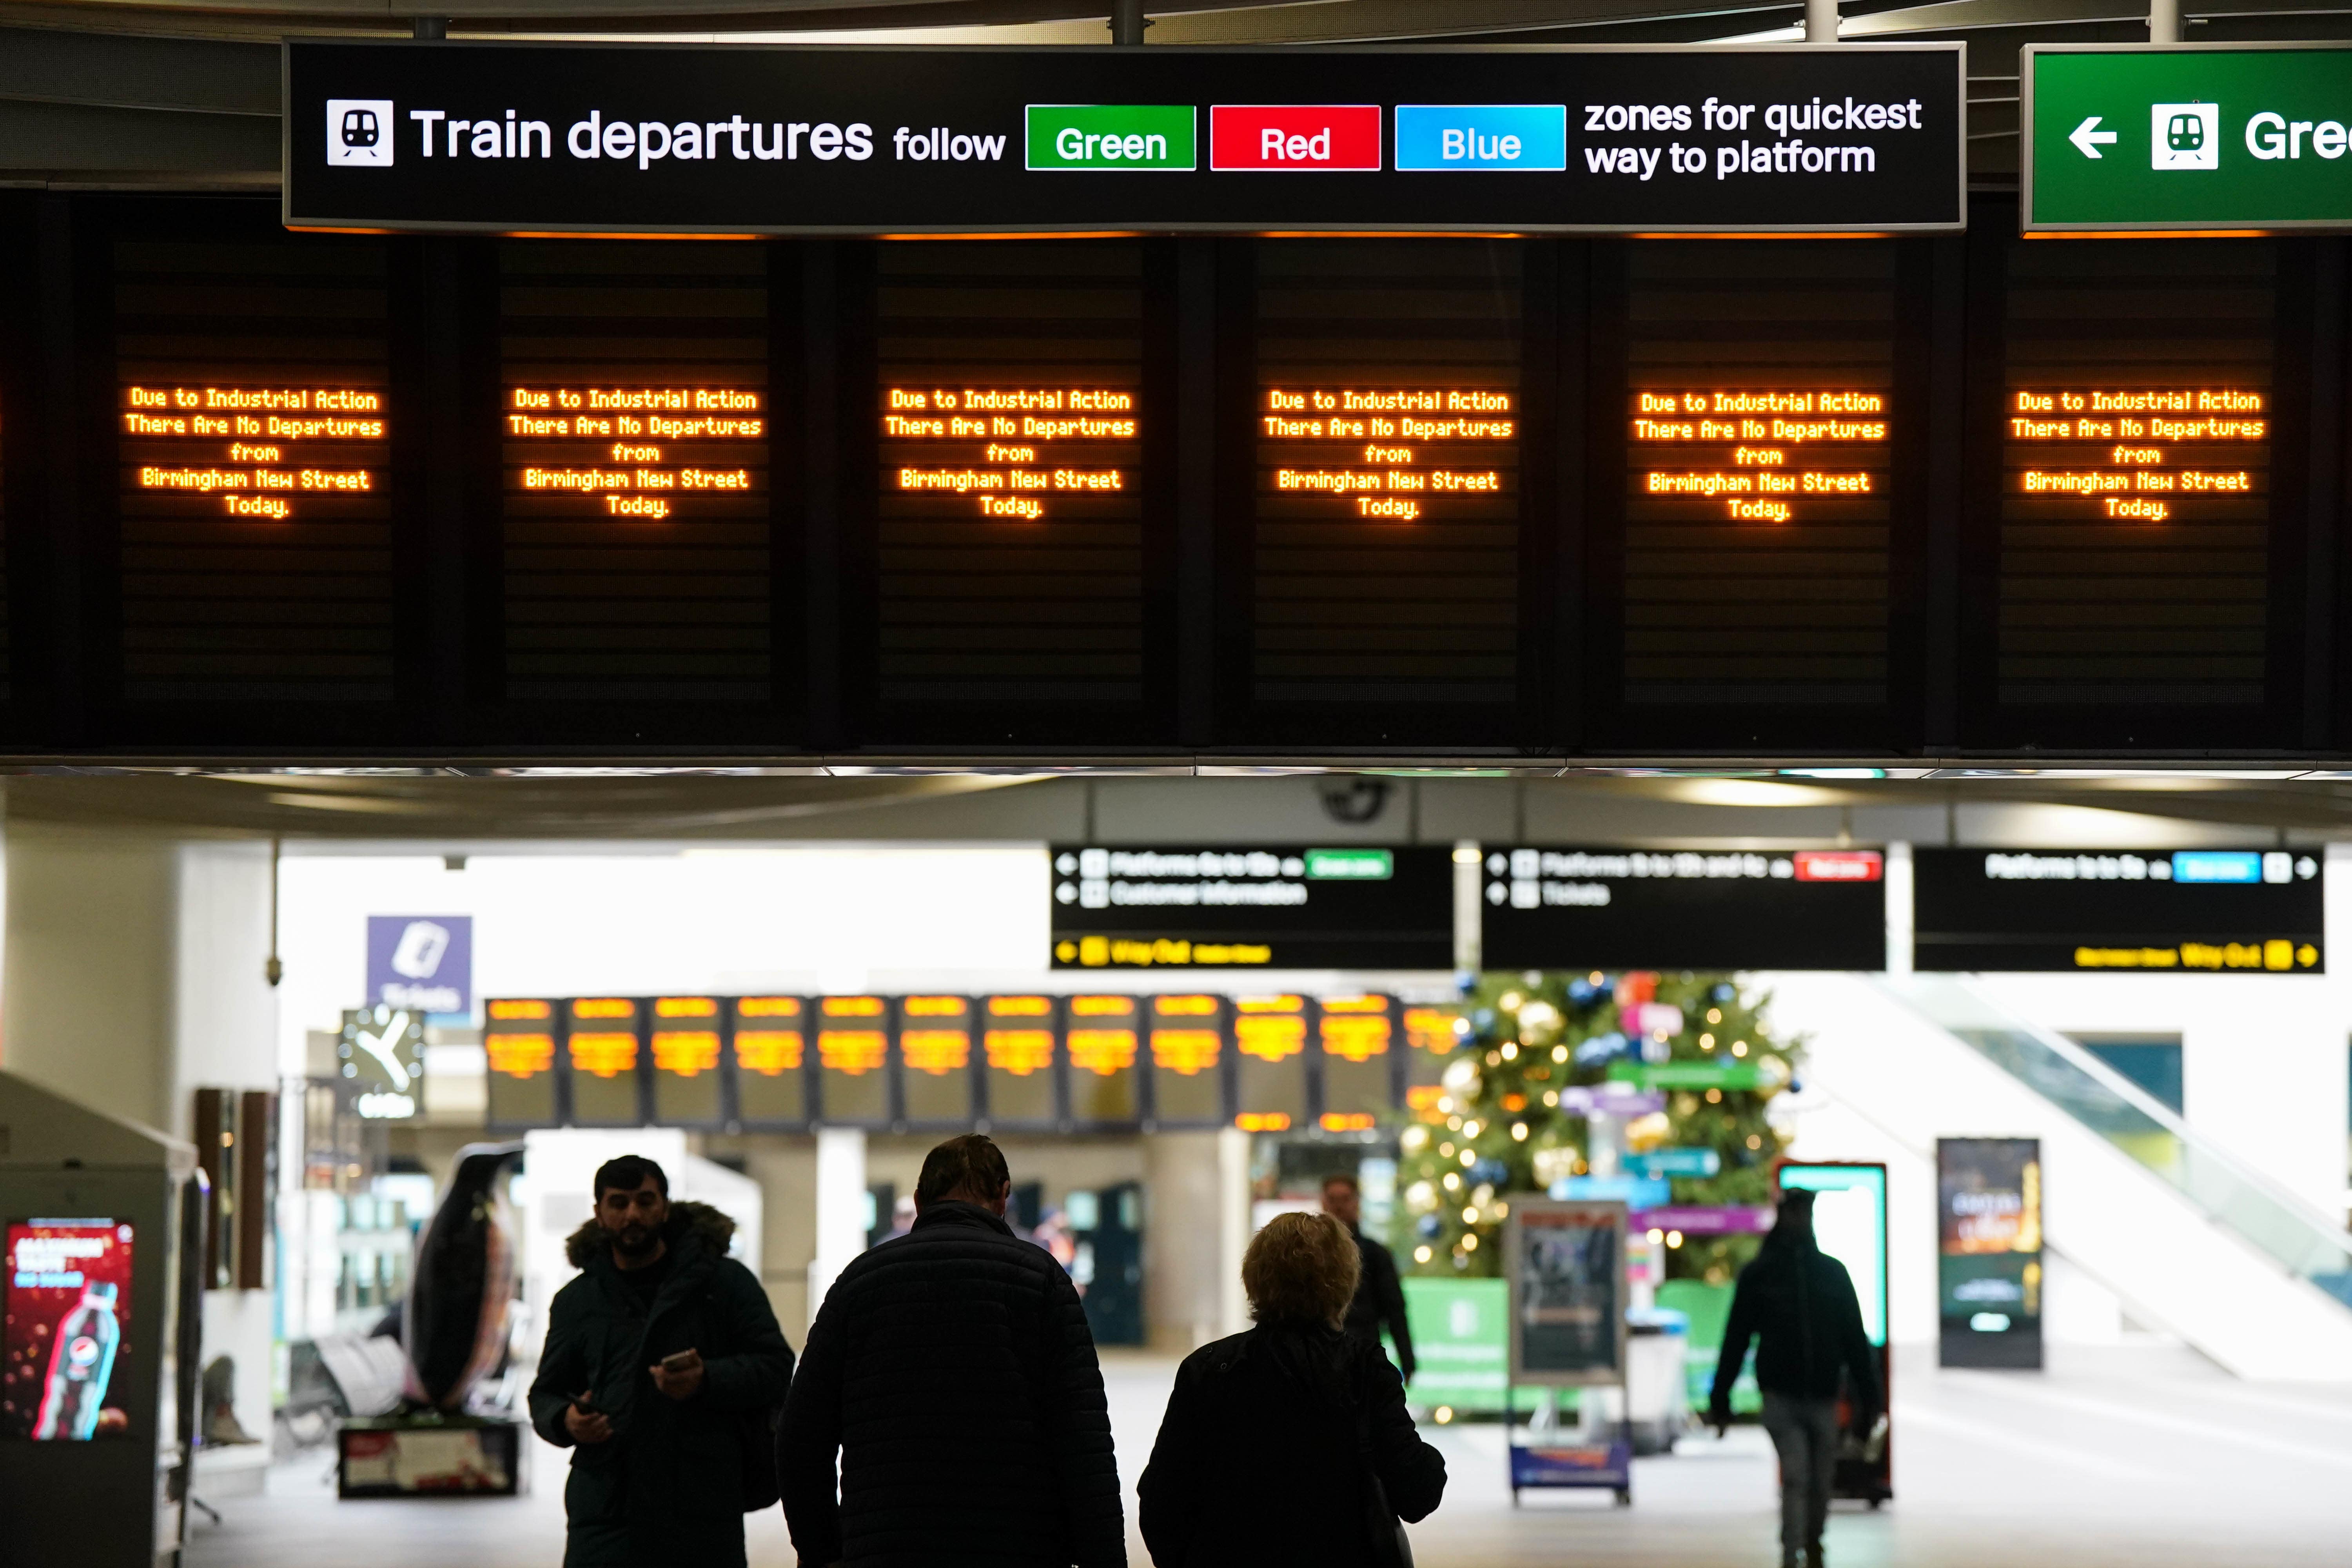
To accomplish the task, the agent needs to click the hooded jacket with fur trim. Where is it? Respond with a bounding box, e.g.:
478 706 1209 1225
526 1199 794 1567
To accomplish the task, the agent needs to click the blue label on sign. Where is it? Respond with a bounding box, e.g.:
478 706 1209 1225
2171 850 2263 884
1394 104 1567 171
1548 1174 1671 1209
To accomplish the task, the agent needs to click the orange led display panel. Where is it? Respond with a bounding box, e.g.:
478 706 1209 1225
1319 994 1395 1123
1065 995 1137 1123
506 385 762 523
567 998 642 1125
650 996 722 1125
486 996 559 1127
1234 996 1309 1132
732 996 807 1125
817 996 890 1123
983 995 1060 1124
883 385 1137 525
898 996 974 1123
1261 386 1514 524
1148 994 1225 1124
1402 1004 1457 1114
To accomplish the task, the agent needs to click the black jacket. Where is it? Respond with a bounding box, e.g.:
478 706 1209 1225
1138 1322 1445 1568
775 1200 1125 1568
526 1202 795 1568
1709 1235 1880 1422
1340 1227 1417 1381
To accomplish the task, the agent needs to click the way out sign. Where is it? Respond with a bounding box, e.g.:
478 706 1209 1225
2025 43 2352 232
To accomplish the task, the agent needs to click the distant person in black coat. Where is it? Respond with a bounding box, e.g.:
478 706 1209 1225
1708 1189 1882 1568
775 1134 1125 1568
1139 1211 1445 1568
1320 1174 1417 1383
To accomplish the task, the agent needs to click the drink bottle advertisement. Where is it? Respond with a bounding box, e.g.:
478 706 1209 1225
2 1220 135 1441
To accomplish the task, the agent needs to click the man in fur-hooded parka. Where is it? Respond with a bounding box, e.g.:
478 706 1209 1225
528 1155 793 1568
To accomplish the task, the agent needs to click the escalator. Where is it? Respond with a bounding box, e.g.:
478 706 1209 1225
1758 971 2352 1381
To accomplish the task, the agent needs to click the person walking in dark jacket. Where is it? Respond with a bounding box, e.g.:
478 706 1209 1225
1708 1189 1881 1568
1321 1174 1417 1382
776 1134 1125 1568
1139 1211 1445 1568
526 1154 795 1568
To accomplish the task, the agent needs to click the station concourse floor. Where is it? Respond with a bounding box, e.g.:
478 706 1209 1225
185 1343 2352 1568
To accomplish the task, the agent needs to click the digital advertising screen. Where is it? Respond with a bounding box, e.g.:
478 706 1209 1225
1506 1200 1626 1385
1480 846 1887 970
1062 995 1139 1125
567 998 643 1125
1147 994 1226 1125
485 998 559 1127
1913 847 2324 973
1232 994 1310 1132
731 996 808 1125
816 996 891 1123
1050 844 1454 970
898 995 975 1124
1317 995 1394 1130
648 996 724 1126
4 1220 136 1441
1778 1160 1893 1500
1938 1138 2043 1369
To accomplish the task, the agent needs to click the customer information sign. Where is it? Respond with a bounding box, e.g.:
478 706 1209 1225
284 42 1964 235
2025 44 2352 232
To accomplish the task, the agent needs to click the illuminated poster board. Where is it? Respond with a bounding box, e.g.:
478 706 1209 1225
1936 1139 2043 1370
1913 847 2323 972
1147 994 1227 1125
499 242 770 702
1504 1199 1626 1385
873 243 1151 713
1317 995 1394 1130
1051 844 1452 970
2 1219 136 1440
1778 1160 1892 1503
816 996 891 1124
485 998 559 1127
111 234 397 705
1063 995 1139 1125
1254 241 1522 714
1993 242 2277 719
898 995 975 1125
1618 243 1898 712
731 996 808 1126
1401 1005 1456 1115
1232 995 1309 1132
567 998 644 1125
981 995 1062 1124
648 996 724 1126
1482 846 1887 969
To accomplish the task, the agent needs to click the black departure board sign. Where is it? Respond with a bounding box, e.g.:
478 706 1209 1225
485 997 559 1127
649 995 724 1125
1914 848 2324 973
816 995 891 1122
1317 995 1395 1130
980 994 1062 1124
1062 995 1138 1125
1481 846 1888 970
732 996 808 1126
1147 994 1227 1125
285 42 1964 236
567 997 643 1124
1050 845 1452 970
898 994 975 1124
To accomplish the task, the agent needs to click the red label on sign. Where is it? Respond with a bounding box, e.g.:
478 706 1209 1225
1209 105 1383 171
1793 849 1884 883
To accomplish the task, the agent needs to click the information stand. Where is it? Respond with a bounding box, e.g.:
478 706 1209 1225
1503 1198 1632 1506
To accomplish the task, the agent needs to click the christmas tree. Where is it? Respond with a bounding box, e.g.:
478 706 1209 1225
1394 970 1802 1285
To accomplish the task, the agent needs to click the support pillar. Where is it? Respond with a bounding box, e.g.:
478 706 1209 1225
807 1125 867 1327
1806 0 1838 42
2149 0 2180 43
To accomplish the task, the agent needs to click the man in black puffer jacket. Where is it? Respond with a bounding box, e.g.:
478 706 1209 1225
528 1155 795 1568
777 1134 1124 1568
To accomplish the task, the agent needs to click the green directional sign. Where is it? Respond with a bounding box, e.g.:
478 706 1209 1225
2026 44 2352 232
1025 105 1196 172
1303 848 1394 880
1605 1060 1764 1091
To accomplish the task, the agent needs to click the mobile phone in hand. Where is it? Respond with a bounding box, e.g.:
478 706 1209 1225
660 1349 698 1374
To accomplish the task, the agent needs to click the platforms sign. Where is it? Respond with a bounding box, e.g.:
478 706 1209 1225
1480 847 1886 971
1050 845 1451 970
2025 44 2352 232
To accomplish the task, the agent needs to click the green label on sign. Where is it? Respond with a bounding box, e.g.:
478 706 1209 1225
2028 45 2352 230
1025 105 1197 171
1607 1060 1764 1091
1304 848 1394 880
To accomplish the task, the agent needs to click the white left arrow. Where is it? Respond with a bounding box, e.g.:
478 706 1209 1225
2070 115 2119 159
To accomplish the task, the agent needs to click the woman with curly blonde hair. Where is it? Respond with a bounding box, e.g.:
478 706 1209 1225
1138 1210 1445 1567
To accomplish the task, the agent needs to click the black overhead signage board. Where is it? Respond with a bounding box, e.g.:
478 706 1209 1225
1481 846 1889 970
1050 846 1454 970
283 42 1965 236
1914 848 2325 974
